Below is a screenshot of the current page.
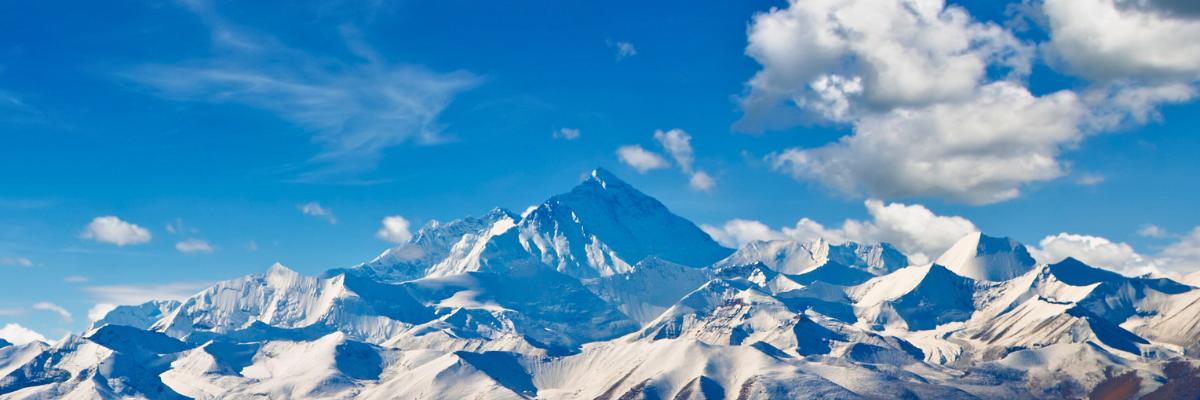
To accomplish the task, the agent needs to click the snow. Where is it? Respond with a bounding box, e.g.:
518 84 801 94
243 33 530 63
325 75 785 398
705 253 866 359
717 239 907 275
5 168 1200 399
937 232 1037 281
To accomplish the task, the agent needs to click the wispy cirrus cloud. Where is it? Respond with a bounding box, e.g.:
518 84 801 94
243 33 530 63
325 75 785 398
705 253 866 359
0 256 33 267
299 202 336 224
175 239 214 254
123 0 479 182
84 280 211 323
85 281 211 307
32 302 71 323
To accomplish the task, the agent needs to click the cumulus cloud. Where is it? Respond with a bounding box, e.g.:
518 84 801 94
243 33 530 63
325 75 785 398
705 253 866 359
738 0 1031 129
175 239 215 254
689 171 716 192
740 0 1199 204
618 128 719 192
80 216 152 246
1034 233 1157 275
616 145 669 173
299 202 336 224
769 83 1084 204
654 129 695 173
1043 0 1200 82
0 257 33 267
704 199 977 264
32 302 71 323
701 219 785 248
88 304 118 322
1082 82 1198 130
553 127 581 140
0 323 47 345
1027 226 1200 277
376 215 414 244
125 0 479 181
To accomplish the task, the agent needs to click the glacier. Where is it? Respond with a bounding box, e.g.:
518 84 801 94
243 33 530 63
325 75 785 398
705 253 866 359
4 168 1200 399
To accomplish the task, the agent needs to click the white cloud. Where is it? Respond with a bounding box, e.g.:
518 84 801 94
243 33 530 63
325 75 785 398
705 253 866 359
739 0 1200 204
1159 227 1200 273
653 129 695 173
164 218 196 235
376 215 414 244
1034 233 1157 275
1026 227 1200 277
616 145 670 173
32 302 71 323
702 219 786 248
125 1 479 181
738 0 1085 204
770 82 1085 204
1082 82 1198 131
85 281 210 306
553 127 581 140
0 323 47 345
1040 0 1200 138
634 128 718 192
246 240 259 251
88 303 118 322
704 199 976 264
738 0 1031 129
609 40 637 60
299 202 336 224
1076 173 1106 186
80 216 152 246
689 171 716 192
1138 224 1169 238
63 275 88 283
0 257 33 267
1043 0 1200 82
175 239 215 254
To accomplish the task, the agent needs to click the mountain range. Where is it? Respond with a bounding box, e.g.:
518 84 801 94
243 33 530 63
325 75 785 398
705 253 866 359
2 168 1198 399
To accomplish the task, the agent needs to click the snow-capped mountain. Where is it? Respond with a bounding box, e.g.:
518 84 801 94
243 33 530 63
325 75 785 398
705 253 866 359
5 168 1200 399
716 239 907 276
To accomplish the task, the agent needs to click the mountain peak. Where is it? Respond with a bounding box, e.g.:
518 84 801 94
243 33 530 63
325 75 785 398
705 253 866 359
511 167 732 277
586 167 626 189
936 232 1035 281
265 262 301 285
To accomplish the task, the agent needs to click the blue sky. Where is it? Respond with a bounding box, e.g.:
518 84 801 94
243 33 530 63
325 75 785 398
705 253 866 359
1 0 1199 340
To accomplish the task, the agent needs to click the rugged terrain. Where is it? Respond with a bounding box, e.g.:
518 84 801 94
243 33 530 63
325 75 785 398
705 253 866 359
3 169 1199 399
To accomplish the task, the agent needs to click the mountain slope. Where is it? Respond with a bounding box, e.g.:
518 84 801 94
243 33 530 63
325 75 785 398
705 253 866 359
514 168 733 278
937 232 1036 281
9 169 1200 399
